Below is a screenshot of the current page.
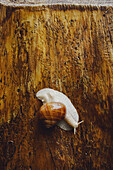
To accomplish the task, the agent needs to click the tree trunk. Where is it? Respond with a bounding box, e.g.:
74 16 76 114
0 1 113 169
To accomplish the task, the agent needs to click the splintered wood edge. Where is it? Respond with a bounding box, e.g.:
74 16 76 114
0 0 113 7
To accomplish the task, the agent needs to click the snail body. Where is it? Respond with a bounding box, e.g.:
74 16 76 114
36 88 83 134
39 102 66 128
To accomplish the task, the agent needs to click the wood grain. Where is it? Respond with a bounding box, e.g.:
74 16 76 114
0 3 113 170
0 0 113 6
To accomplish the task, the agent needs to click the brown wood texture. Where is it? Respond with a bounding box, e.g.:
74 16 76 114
0 3 113 170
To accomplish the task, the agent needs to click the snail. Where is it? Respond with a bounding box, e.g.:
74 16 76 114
39 102 66 128
36 88 83 134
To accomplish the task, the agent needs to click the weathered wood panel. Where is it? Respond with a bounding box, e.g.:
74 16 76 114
0 2 113 170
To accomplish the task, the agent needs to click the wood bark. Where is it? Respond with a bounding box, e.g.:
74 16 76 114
0 1 113 169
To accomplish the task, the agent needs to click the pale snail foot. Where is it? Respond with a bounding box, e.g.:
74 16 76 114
57 120 84 134
57 119 73 131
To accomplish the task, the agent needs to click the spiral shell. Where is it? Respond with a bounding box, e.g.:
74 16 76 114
36 88 84 134
39 102 66 128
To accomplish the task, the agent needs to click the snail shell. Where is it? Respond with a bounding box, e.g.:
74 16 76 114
36 88 78 130
39 102 66 128
36 88 83 134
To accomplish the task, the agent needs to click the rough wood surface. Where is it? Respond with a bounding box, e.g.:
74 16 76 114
0 0 113 6
0 2 113 170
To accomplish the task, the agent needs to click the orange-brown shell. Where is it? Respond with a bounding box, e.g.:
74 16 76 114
39 102 66 128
